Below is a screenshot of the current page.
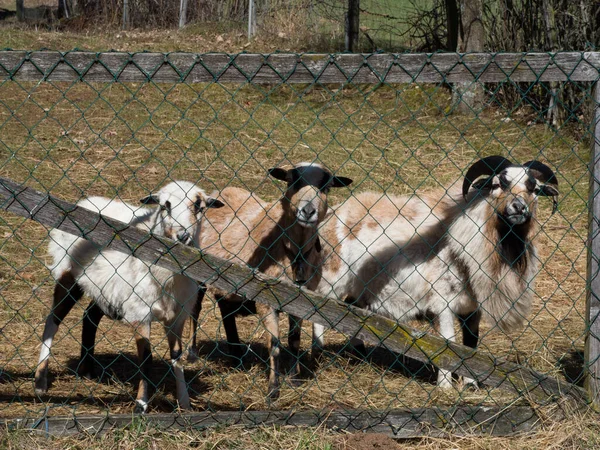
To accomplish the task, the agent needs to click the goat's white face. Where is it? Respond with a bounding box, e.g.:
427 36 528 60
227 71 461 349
141 181 224 245
464 156 560 228
488 167 538 226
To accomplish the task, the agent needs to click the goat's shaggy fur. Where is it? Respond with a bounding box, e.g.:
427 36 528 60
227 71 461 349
314 156 558 387
34 181 223 412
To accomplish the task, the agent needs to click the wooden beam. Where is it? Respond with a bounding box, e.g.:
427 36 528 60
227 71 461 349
586 83 600 409
0 406 558 437
0 176 586 404
0 51 599 84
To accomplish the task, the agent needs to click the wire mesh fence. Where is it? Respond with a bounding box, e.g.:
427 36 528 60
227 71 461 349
0 50 595 434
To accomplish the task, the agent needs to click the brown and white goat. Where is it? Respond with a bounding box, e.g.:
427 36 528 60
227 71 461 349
190 162 352 399
312 156 559 388
36 181 224 413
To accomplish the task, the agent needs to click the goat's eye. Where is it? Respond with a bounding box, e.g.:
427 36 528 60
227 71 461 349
194 199 205 214
320 186 331 194
161 201 172 214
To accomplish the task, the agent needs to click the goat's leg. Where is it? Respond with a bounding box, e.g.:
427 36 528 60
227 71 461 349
287 315 303 384
311 323 326 359
35 272 83 394
436 308 456 389
344 297 367 357
458 310 481 387
258 303 281 401
78 301 104 379
217 295 244 363
187 282 206 362
133 322 152 414
165 318 191 411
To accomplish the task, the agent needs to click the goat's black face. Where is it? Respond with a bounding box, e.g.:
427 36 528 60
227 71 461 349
269 162 353 228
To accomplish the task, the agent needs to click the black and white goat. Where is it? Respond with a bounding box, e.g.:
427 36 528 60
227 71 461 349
34 181 224 412
313 156 559 387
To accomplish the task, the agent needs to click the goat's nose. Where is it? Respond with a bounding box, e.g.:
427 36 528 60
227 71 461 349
302 204 316 219
513 199 527 214
177 230 192 245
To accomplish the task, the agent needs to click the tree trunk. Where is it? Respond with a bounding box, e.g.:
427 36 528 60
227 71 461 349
453 0 485 114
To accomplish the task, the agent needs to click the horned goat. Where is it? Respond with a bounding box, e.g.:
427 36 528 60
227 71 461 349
311 155 559 388
191 162 353 399
34 181 224 413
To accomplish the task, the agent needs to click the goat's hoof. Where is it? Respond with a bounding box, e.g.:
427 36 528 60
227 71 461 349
34 379 48 395
134 400 149 414
461 377 480 391
267 384 280 402
186 348 199 362
349 343 368 359
77 365 96 380
288 376 303 388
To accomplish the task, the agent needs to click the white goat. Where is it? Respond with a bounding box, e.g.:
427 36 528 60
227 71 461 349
34 181 224 413
311 156 559 388
192 162 352 399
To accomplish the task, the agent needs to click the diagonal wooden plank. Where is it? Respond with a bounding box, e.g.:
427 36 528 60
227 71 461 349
0 176 586 404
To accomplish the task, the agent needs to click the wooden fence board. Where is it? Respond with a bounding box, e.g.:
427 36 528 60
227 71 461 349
0 51 599 84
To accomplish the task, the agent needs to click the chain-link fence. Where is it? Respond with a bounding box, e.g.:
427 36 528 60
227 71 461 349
0 51 595 435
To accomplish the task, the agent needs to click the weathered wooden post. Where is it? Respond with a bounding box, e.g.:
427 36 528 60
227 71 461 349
345 0 359 52
122 0 129 30
586 82 600 408
248 0 256 40
179 0 188 28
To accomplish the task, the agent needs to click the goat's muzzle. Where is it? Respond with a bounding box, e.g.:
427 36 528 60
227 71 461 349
177 230 193 246
502 197 531 226
296 202 319 227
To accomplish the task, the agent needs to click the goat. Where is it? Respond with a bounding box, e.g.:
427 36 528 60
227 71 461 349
34 181 224 413
311 155 559 388
190 162 353 400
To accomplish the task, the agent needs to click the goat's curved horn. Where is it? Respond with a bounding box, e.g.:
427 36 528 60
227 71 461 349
523 160 558 186
524 160 559 213
462 156 514 200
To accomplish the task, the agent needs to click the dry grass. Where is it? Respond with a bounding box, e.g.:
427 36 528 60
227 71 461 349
0 42 593 450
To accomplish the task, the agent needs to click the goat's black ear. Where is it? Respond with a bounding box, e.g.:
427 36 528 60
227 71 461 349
269 167 289 182
206 197 225 209
140 195 160 205
331 176 353 188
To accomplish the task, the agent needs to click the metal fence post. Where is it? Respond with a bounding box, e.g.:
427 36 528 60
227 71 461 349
586 81 600 409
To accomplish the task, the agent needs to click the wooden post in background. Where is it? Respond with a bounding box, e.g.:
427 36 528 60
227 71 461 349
345 0 359 52
122 0 129 30
586 82 600 409
248 0 256 40
179 0 188 28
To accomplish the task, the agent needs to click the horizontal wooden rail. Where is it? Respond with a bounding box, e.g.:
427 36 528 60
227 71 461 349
0 176 586 405
0 51 599 84
1 406 562 437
